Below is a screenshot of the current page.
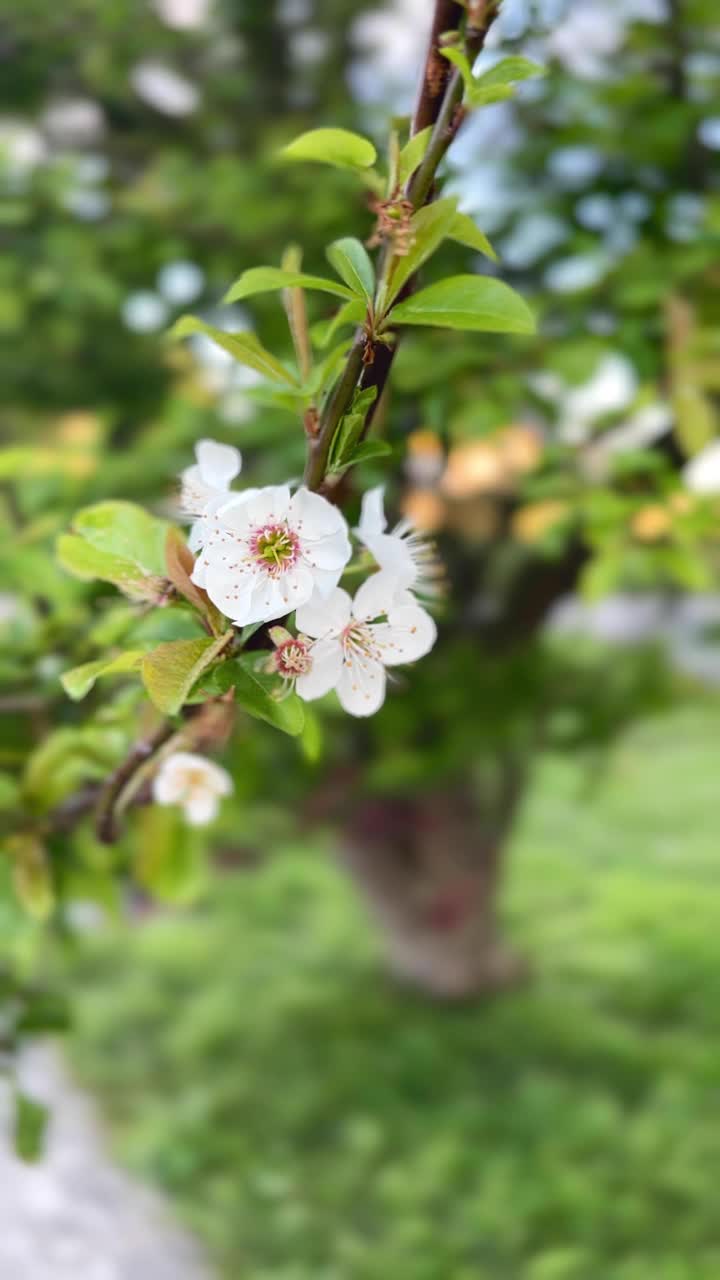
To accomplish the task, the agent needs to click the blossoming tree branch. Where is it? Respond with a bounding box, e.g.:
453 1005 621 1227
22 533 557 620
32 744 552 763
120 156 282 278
55 0 540 837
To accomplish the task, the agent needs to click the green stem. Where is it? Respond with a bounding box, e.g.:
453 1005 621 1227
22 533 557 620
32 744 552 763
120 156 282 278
408 67 464 209
303 340 365 490
303 0 498 495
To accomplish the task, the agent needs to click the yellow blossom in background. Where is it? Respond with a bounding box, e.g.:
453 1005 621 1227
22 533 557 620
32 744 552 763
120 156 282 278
630 504 672 542
401 488 446 533
441 440 508 498
512 500 569 544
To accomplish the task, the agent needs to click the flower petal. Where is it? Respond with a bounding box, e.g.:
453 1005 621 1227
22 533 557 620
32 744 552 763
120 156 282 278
352 570 405 622
357 485 388 537
220 485 291 533
153 758 188 805
201 760 234 796
301 527 352 571
202 561 258 623
184 789 220 826
244 576 288 624
308 564 347 599
336 653 386 717
273 561 316 613
196 438 242 490
296 587 351 639
373 603 437 665
290 486 350 541
296 637 343 700
360 530 416 584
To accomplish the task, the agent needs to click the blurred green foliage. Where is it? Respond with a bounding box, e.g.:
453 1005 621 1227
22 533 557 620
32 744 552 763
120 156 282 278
1 0 720 1113
68 707 720 1278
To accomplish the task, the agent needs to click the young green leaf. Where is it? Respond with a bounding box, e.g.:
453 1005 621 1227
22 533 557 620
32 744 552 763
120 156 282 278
441 48 543 106
447 211 497 261
204 655 305 736
61 650 144 701
169 316 299 386
223 267 354 305
326 237 375 303
6 834 54 922
279 127 377 170
342 439 393 469
141 632 233 715
311 299 366 349
134 807 206 905
386 274 536 334
398 126 433 186
383 197 459 308
304 339 354 398
73 501 170 576
56 534 165 602
328 386 378 472
473 56 544 94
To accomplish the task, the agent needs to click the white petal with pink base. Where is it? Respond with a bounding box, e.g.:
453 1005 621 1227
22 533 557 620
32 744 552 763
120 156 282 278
295 573 437 717
192 484 352 626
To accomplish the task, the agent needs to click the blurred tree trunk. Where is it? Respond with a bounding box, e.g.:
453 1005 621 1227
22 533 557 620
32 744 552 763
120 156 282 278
340 762 528 998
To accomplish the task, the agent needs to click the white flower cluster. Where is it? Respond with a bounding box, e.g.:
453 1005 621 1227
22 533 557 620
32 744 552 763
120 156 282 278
180 439 439 717
153 751 232 826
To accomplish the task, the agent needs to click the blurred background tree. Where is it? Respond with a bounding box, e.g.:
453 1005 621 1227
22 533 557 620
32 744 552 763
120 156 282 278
1 0 719 1030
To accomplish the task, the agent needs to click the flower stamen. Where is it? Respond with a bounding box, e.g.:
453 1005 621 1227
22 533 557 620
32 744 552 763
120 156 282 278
250 523 300 577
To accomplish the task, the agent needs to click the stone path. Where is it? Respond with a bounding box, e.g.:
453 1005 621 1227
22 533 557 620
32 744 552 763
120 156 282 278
0 1045 212 1280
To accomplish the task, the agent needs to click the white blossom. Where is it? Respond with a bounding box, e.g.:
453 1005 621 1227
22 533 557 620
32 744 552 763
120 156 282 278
192 485 351 627
153 751 233 826
356 486 443 598
294 573 437 717
684 441 720 495
180 438 244 552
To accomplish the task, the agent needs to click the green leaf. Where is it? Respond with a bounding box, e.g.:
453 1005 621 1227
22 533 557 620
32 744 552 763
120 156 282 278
224 267 354 306
398 126 432 185
299 706 323 764
387 274 536 334
56 534 164 602
441 48 543 106
672 384 716 457
304 339 354 397
328 386 378 472
326 237 375 303
473 56 544 95
206 655 305 736
311 299 366 349
447 211 497 261
279 127 377 170
345 439 392 467
61 650 144 701
73 501 170 576
141 632 232 715
0 772 20 812
169 316 299 387
14 1092 49 1163
134 807 206 905
384 197 460 307
580 552 626 602
6 834 54 921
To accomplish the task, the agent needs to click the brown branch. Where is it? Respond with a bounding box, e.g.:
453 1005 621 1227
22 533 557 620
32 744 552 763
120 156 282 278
412 0 465 134
95 721 177 844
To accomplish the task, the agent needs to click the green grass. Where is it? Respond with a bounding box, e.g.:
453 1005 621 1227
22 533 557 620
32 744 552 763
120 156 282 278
68 706 720 1280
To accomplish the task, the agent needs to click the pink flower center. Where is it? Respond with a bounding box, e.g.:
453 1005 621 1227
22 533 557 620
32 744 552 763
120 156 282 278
249 523 300 577
274 638 312 678
342 622 380 664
